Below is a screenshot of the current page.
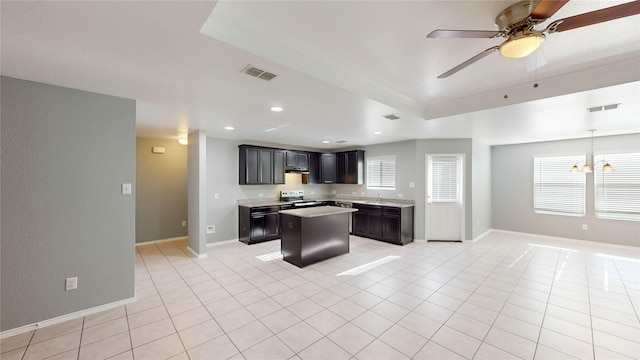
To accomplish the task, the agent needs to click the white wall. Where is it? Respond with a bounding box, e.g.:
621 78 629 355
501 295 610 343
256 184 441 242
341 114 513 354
491 133 640 246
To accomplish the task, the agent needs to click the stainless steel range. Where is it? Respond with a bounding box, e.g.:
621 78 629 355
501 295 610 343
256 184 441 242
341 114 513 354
280 190 327 208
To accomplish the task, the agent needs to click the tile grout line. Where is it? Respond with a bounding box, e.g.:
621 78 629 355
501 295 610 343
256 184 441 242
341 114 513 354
531 246 562 360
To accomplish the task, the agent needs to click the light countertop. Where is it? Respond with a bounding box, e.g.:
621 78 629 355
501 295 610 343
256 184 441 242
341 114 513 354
279 206 358 218
238 199 414 208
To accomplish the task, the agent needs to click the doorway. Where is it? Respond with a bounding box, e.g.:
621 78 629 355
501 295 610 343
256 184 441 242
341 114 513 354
426 154 465 241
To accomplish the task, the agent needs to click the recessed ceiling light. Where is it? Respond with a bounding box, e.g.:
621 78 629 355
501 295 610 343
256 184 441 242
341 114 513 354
373 131 382 135
322 140 330 144
224 126 235 130
270 106 284 112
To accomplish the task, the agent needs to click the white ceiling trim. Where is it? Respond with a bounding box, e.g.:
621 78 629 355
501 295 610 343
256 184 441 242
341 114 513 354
427 53 640 120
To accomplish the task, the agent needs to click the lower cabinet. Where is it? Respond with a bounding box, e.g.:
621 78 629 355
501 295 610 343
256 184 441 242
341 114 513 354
353 204 413 245
352 205 382 239
239 205 281 244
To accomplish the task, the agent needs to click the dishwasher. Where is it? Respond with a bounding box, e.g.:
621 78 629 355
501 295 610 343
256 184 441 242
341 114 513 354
335 201 353 234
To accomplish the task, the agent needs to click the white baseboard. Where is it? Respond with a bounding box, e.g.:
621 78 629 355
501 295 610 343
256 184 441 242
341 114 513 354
135 236 188 246
469 229 492 243
490 229 640 250
207 238 239 247
0 296 137 339
186 245 208 259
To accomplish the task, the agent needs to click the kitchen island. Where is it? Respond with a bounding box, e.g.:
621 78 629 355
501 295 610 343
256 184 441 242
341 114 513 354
279 206 357 267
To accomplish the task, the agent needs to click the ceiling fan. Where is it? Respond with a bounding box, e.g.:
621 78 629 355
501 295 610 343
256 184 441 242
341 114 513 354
428 0 640 78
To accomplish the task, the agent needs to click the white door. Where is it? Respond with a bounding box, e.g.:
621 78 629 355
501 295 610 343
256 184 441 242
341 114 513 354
426 155 464 241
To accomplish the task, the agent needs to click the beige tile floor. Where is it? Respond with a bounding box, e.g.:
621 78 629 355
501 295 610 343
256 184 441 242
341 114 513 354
2 232 639 359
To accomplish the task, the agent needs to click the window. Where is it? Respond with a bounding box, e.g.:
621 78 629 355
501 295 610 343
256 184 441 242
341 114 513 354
534 155 585 216
367 155 396 190
595 153 640 221
430 157 458 202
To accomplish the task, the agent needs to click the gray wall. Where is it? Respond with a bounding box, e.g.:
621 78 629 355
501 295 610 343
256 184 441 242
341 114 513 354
188 130 207 255
1 77 136 331
492 133 640 246
202 138 477 243
472 140 492 238
331 141 418 201
205 138 331 244
136 137 187 243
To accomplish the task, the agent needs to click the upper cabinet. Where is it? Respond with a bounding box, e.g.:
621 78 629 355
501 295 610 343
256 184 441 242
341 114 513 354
320 153 337 184
285 151 309 171
273 150 286 184
336 150 365 184
239 145 285 185
303 152 321 184
240 145 364 185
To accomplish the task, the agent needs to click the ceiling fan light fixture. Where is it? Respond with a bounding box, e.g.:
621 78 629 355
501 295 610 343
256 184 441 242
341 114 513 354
499 32 544 58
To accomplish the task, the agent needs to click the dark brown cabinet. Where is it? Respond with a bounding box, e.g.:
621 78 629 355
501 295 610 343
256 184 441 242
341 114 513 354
239 145 285 185
337 150 365 184
320 153 337 183
286 151 309 170
273 150 286 184
352 204 382 239
303 152 321 184
239 205 281 244
239 145 363 185
353 204 413 245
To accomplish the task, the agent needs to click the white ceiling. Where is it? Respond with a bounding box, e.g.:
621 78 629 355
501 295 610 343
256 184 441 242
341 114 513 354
2 0 639 149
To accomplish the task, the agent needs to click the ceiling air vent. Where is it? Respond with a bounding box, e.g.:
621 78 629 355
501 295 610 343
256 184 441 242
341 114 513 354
242 65 277 81
587 103 621 112
382 113 400 120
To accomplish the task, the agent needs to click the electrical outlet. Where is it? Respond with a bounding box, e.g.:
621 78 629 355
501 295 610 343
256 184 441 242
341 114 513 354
409 182 415 188
121 183 132 195
182 220 187 227
65 277 78 291
582 224 588 230
207 225 215 234
214 193 219 199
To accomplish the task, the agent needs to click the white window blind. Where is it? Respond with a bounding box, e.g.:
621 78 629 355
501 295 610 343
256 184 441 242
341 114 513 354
595 153 640 221
431 158 458 202
367 155 396 189
534 155 585 216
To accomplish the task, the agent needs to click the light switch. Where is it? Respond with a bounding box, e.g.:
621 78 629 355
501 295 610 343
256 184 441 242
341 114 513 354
122 183 132 195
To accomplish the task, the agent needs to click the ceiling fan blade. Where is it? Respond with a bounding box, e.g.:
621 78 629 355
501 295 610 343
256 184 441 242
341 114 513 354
551 1 640 32
437 46 500 79
530 0 570 20
427 29 504 39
